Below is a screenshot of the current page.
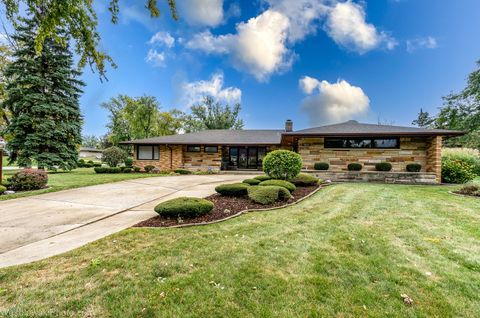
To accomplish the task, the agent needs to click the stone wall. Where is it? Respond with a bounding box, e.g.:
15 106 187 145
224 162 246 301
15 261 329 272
298 137 429 172
182 145 223 171
133 145 183 171
425 136 442 183
306 170 437 184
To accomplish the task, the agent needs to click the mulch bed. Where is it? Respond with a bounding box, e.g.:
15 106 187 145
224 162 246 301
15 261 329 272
134 185 320 228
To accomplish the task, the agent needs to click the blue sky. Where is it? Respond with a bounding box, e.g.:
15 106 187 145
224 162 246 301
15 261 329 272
80 0 480 136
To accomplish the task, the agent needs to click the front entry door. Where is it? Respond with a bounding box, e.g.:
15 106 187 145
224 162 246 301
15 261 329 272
229 147 266 169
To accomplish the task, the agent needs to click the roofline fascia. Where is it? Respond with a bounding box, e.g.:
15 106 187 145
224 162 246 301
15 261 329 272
282 131 465 137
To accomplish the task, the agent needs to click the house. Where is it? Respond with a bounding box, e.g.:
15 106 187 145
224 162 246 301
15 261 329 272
79 147 103 160
121 120 463 183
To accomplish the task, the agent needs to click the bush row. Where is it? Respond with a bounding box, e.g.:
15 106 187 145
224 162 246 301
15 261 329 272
313 162 423 173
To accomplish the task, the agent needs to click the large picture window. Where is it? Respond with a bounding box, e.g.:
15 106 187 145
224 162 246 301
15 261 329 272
325 137 399 149
137 145 159 160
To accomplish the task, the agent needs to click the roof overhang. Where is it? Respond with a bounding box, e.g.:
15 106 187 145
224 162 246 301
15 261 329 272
282 131 465 137
120 141 281 146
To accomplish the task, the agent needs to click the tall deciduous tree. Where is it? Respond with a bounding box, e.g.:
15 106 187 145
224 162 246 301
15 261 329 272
1 0 178 79
2 15 83 169
183 96 244 133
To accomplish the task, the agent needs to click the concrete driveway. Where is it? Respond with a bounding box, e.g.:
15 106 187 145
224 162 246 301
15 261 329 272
0 174 250 268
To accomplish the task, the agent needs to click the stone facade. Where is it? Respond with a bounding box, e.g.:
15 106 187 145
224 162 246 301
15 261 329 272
298 137 432 172
133 145 183 171
307 170 437 184
183 145 223 171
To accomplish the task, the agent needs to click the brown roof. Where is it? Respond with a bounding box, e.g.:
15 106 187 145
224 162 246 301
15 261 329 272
283 120 464 137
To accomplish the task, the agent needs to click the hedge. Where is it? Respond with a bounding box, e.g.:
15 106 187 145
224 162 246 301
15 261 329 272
259 179 296 192
215 183 250 196
243 178 261 185
263 150 302 180
94 167 122 174
154 197 214 218
314 162 329 170
174 169 192 175
289 173 320 186
247 185 291 205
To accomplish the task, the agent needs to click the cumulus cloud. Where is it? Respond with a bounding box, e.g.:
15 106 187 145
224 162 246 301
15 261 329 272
299 76 370 125
177 0 224 27
186 10 292 81
148 31 175 48
145 49 166 67
325 1 397 54
406 36 438 53
180 72 242 107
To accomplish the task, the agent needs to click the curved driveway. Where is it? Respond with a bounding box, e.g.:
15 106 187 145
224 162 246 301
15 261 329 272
0 174 250 268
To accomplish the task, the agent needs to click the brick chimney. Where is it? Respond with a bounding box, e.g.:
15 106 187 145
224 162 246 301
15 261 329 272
285 119 293 132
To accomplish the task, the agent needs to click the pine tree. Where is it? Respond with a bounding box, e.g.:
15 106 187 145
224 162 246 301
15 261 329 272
2 15 83 170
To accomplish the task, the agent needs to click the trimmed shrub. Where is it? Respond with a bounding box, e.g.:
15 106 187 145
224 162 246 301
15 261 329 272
102 146 128 167
9 169 48 191
406 163 422 172
259 179 296 192
247 185 292 205
254 175 271 181
442 158 475 184
94 167 122 174
124 158 134 168
289 173 320 186
1 178 11 188
243 178 261 185
314 162 329 171
133 166 141 172
375 162 392 172
455 184 480 196
174 169 192 175
263 150 302 180
123 168 132 173
77 159 85 167
0 185 6 194
215 183 250 196
94 167 108 174
93 163 102 167
154 197 214 218
144 165 155 173
347 163 362 171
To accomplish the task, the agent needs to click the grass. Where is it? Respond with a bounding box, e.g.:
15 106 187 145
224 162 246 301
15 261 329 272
0 168 162 201
0 183 479 317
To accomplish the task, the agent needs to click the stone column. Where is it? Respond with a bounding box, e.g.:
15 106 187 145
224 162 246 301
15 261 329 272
426 136 442 183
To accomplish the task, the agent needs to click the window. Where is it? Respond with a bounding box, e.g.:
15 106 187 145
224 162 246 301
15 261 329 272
325 137 399 149
187 145 201 152
137 145 159 160
205 146 218 153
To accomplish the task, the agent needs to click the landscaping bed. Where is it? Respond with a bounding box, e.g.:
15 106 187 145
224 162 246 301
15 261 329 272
134 184 320 227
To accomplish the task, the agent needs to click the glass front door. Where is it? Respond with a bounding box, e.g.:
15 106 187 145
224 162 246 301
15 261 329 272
229 147 266 169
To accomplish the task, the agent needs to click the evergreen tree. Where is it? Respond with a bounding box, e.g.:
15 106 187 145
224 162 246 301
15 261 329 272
2 15 83 169
412 108 434 128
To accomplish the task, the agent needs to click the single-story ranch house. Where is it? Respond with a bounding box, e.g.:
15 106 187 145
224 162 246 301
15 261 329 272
122 120 463 183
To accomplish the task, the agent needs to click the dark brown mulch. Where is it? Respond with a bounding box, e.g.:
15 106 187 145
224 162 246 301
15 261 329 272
134 185 320 228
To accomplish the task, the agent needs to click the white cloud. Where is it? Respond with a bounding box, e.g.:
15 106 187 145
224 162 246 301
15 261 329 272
148 31 175 48
180 72 242 107
299 76 370 125
145 49 166 67
186 10 292 81
177 0 224 27
325 1 397 54
406 36 438 53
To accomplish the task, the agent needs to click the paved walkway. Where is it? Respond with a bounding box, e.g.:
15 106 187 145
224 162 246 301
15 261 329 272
0 174 249 268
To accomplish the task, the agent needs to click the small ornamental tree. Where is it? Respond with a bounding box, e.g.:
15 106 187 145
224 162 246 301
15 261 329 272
102 146 127 167
262 150 302 180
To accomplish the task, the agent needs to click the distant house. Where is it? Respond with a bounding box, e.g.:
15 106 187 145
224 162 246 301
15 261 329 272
121 120 463 183
79 147 103 160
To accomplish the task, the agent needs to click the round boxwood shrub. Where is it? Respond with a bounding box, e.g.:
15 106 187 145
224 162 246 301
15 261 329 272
174 169 192 175
0 185 6 194
144 165 155 173
102 146 128 167
262 150 302 180
243 178 261 185
124 158 134 168
314 162 329 170
254 175 271 181
247 185 292 205
289 173 320 186
259 179 296 192
215 183 250 196
77 159 85 167
375 162 392 172
442 158 475 184
9 169 48 191
133 166 141 172
154 197 214 218
347 163 362 171
123 167 132 173
406 163 422 172
94 167 107 174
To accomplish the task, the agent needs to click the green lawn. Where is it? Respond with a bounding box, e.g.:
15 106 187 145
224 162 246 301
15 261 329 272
1 183 479 317
0 168 160 201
